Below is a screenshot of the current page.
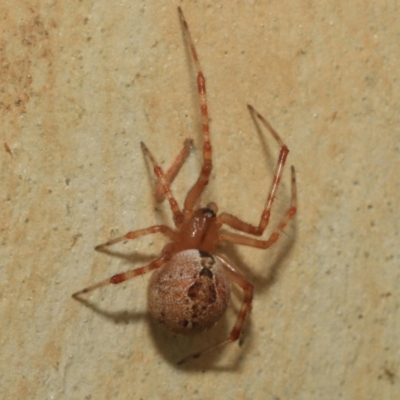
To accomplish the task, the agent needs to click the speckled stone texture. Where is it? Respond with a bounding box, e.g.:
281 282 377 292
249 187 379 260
1 1 399 399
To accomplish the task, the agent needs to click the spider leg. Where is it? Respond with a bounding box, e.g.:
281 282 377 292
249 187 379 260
177 7 213 214
178 255 253 365
218 166 297 249
72 252 171 298
94 225 177 250
155 138 193 202
217 105 292 236
141 142 184 226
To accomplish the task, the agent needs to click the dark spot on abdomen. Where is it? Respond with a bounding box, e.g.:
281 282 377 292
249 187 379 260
199 267 213 279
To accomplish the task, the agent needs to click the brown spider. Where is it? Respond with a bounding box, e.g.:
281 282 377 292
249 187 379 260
72 7 297 365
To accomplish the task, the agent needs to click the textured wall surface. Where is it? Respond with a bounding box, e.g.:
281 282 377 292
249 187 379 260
1 1 399 399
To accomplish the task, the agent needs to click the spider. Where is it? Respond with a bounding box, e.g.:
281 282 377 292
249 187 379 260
73 7 297 365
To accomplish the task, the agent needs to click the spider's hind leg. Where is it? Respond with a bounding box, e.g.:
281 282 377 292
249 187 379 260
177 255 253 365
72 252 171 298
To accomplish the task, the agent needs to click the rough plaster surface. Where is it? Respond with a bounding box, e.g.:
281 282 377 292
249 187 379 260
1 1 399 399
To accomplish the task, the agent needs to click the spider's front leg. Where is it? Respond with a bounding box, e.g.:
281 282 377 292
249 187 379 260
177 7 213 213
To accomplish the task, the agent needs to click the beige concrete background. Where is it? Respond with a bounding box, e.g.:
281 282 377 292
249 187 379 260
1 1 399 399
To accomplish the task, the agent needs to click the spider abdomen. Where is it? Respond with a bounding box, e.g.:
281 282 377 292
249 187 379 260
148 249 231 334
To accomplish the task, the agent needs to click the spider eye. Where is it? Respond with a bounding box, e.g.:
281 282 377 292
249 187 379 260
202 207 216 218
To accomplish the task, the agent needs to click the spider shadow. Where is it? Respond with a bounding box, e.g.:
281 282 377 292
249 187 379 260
76 102 297 369
221 103 299 291
77 230 296 371
76 293 251 371
94 247 156 265
77 247 254 370
73 249 156 324
147 289 255 372
220 220 297 293
73 295 147 325
247 104 280 174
